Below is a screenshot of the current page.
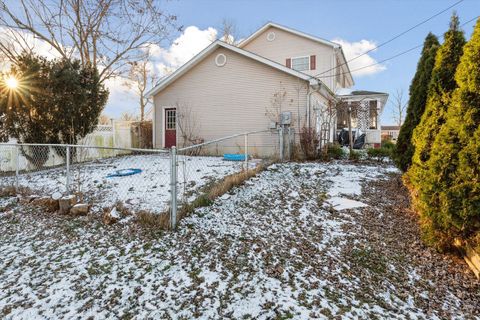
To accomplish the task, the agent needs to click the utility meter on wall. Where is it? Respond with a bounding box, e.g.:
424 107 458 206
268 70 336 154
280 112 292 125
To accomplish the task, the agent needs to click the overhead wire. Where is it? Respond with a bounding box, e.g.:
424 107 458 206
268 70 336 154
315 15 479 80
312 0 465 79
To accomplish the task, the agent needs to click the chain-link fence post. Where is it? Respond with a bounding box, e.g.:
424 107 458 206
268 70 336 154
66 145 71 193
279 126 284 161
170 146 177 229
15 144 20 192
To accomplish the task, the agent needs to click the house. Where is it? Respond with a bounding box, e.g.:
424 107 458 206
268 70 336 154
381 125 401 142
147 22 388 156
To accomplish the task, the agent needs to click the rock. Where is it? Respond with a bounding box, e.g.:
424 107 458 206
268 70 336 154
30 196 59 212
103 207 120 225
59 195 77 214
51 192 63 200
70 203 89 216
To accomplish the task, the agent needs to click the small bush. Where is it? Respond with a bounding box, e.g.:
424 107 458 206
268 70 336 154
367 147 392 162
381 140 395 151
299 127 319 160
326 144 345 160
349 150 361 161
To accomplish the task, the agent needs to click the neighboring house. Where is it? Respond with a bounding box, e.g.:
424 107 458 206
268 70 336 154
381 125 401 142
147 22 388 155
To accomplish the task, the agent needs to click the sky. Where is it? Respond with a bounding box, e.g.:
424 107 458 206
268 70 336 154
3 0 479 125
116 0 476 125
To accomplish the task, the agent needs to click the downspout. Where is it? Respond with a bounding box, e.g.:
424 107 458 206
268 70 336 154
151 95 156 148
307 86 311 129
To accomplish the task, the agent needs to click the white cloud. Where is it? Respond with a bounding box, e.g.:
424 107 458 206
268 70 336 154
332 38 386 77
103 76 140 118
102 26 220 118
0 27 64 61
151 26 217 73
0 25 221 119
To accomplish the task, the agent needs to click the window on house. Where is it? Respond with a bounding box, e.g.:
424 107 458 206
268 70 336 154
291 56 310 71
166 109 176 130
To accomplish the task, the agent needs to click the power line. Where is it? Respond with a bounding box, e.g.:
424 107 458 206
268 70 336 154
313 0 464 78
316 15 478 80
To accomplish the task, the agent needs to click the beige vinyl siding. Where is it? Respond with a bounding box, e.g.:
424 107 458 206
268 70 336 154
241 26 338 92
153 47 310 157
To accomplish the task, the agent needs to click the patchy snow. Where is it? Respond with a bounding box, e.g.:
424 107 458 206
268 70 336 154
0 162 477 319
109 207 120 219
2 154 245 213
327 196 368 210
325 163 385 197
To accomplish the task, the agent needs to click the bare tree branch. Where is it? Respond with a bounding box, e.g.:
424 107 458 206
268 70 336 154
390 88 408 127
124 47 158 121
219 18 239 45
0 0 179 82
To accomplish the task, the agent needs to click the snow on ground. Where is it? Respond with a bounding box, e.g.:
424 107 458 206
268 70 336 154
1 154 246 213
0 161 478 319
326 196 368 210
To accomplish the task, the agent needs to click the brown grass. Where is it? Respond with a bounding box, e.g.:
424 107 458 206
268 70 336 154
135 210 170 229
176 162 269 225
120 161 271 230
0 185 32 198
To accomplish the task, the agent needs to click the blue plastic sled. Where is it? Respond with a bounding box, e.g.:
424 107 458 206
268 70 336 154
223 154 248 161
106 168 142 178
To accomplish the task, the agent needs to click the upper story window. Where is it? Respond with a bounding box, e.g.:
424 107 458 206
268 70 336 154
291 56 310 71
286 55 316 71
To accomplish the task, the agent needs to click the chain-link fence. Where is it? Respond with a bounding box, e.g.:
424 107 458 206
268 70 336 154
173 129 280 227
0 143 171 213
0 129 282 228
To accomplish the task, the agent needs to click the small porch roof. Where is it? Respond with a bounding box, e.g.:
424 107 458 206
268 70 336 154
336 90 389 112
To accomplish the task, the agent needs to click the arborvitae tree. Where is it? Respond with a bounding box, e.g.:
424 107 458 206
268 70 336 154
416 18 480 249
0 53 108 165
394 33 439 171
407 13 465 193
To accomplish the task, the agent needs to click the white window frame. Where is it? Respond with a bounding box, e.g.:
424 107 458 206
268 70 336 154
165 108 176 130
161 106 177 148
291 55 310 71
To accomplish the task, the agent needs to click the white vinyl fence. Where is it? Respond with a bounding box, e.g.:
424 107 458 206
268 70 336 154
1 121 135 173
0 129 282 228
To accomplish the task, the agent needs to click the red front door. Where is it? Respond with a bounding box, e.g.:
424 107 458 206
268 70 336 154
164 108 176 148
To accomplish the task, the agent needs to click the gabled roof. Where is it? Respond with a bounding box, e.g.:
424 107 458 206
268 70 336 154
238 22 354 86
239 22 339 49
146 40 323 97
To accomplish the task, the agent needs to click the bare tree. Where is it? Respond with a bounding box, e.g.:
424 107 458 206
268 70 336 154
219 19 238 45
390 89 408 127
176 103 203 148
0 0 179 82
120 112 138 121
98 113 112 125
124 48 158 121
265 86 290 125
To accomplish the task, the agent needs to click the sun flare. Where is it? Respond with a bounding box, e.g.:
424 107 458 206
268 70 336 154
6 76 18 89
